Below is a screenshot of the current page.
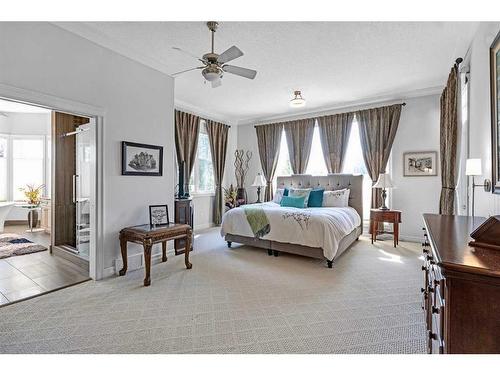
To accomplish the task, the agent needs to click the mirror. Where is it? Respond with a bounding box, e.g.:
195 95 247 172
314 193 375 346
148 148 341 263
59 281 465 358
491 31 500 194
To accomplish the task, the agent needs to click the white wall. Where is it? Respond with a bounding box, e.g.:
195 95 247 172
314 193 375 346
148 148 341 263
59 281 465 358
468 22 500 217
0 22 175 276
236 123 261 203
391 95 441 240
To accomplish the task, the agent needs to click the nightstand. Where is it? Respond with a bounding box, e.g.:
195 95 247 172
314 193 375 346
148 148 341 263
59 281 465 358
370 209 402 247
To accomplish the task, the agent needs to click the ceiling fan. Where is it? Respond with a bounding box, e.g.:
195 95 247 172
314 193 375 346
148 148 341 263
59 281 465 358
171 21 257 88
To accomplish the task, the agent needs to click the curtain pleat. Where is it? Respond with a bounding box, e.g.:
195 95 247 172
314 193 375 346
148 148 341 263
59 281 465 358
255 123 283 201
439 65 459 215
174 110 200 195
357 104 402 232
317 112 354 173
206 120 229 225
283 119 315 174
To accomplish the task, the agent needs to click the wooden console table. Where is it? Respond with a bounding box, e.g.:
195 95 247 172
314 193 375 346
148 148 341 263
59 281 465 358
370 208 401 247
119 223 192 286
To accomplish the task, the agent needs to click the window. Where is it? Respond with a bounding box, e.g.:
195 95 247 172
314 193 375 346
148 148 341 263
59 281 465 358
305 122 328 176
190 120 215 194
0 136 7 201
12 137 45 201
273 129 293 188
341 119 372 222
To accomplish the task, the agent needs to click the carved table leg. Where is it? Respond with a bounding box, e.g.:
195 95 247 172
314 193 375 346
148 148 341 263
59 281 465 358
184 228 193 269
143 239 153 286
394 222 399 248
162 241 168 262
119 235 128 276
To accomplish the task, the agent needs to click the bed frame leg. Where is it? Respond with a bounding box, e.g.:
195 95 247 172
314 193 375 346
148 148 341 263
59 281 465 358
227 241 232 248
267 249 273 256
327 260 333 269
273 250 279 257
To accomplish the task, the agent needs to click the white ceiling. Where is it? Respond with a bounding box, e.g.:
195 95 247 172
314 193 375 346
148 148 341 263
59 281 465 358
56 22 479 124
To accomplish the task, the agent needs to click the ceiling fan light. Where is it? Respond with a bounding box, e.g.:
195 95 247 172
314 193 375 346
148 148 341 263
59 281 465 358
202 66 222 82
290 90 306 108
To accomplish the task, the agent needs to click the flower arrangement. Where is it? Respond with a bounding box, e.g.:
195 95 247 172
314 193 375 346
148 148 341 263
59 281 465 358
19 184 45 205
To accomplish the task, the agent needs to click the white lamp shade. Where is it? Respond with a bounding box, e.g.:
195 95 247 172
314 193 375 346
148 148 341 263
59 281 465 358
373 173 395 189
465 158 482 176
252 173 267 187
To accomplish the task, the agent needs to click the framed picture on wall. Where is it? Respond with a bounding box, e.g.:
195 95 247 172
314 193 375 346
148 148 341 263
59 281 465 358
490 30 500 194
121 141 163 176
149 205 169 226
403 151 438 177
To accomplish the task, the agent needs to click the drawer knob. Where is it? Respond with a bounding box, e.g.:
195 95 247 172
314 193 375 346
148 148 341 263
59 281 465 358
420 287 425 293
429 331 437 340
432 306 439 314
421 265 427 271
434 280 440 286
428 286 435 293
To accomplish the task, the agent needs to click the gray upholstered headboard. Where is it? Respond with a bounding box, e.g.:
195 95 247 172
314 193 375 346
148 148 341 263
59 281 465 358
276 174 364 224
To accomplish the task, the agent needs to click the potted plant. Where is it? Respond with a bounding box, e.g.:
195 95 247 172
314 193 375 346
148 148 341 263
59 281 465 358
19 184 44 228
224 184 238 210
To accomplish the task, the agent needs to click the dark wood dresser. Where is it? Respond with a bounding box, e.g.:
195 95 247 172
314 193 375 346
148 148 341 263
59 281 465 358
174 198 194 255
421 214 500 354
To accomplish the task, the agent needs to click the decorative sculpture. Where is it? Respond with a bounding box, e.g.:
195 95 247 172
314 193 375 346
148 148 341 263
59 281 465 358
234 149 252 205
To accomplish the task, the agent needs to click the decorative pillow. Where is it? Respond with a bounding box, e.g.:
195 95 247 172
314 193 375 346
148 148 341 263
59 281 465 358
280 195 306 209
283 187 289 196
323 189 350 207
273 188 285 204
288 188 312 208
307 188 325 207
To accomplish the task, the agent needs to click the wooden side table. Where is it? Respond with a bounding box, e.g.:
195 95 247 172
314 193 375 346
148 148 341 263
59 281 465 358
119 223 192 286
370 209 402 248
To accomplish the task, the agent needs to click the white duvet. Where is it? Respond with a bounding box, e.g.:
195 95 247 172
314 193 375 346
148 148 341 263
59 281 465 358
220 202 361 261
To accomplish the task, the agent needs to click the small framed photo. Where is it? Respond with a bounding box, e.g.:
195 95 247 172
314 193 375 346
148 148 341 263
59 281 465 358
122 141 163 176
149 205 169 226
403 151 438 177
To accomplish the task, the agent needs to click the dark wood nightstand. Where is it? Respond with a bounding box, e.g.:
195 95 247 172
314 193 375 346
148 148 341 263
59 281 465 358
370 208 402 247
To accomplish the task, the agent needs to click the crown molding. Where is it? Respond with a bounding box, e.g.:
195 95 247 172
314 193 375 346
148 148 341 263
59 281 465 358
237 85 443 126
52 22 173 77
174 99 238 125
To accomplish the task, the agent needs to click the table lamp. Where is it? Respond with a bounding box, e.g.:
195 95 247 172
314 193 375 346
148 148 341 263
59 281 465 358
466 158 491 218
252 173 267 203
373 173 394 210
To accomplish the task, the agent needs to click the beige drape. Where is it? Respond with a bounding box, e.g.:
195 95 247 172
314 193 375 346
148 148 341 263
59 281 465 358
439 65 459 215
206 120 229 225
357 104 402 231
317 112 354 173
174 110 200 194
283 119 315 174
255 123 283 201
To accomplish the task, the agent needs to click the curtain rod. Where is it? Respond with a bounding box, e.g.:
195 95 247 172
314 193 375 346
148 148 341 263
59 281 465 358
174 108 231 128
253 102 406 127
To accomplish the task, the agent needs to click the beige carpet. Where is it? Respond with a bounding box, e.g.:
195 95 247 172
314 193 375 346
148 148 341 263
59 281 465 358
0 229 426 354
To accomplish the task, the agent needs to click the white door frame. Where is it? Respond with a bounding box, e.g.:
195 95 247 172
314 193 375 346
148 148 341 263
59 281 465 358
0 82 105 280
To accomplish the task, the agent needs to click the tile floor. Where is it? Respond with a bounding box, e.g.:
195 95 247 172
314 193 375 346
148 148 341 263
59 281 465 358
0 225 89 306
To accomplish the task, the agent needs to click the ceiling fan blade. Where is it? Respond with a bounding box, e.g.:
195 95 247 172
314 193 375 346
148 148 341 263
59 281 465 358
217 45 243 64
170 66 204 77
172 47 205 63
211 78 222 88
222 65 257 80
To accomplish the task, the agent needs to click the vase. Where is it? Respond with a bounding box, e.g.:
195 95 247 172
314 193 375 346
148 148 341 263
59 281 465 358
28 209 38 229
236 187 247 205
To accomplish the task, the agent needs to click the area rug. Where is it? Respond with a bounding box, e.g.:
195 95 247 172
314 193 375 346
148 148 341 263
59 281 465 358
0 233 47 259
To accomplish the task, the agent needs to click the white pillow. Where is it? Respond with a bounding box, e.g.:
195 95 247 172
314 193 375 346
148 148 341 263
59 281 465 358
288 188 312 208
323 189 350 207
273 188 285 204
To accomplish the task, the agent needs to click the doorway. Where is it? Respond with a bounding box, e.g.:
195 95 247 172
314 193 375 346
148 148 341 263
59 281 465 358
0 97 98 306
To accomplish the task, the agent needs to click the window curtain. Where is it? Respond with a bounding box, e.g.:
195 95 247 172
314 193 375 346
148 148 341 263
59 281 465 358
174 110 200 194
206 120 229 225
255 123 283 201
357 104 402 232
439 64 459 215
283 118 315 174
317 112 354 173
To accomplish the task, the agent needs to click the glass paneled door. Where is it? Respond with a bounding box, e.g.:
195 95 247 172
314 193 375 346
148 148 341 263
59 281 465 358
75 120 94 259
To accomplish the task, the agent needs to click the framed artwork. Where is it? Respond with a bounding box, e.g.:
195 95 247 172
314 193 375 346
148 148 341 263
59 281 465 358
121 141 163 176
403 151 438 177
149 205 169 226
490 30 500 194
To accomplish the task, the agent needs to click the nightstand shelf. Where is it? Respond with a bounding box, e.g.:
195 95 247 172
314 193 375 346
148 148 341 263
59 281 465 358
370 208 401 247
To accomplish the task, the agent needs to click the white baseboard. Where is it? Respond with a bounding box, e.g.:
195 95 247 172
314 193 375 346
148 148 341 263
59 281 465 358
399 234 421 243
194 223 215 231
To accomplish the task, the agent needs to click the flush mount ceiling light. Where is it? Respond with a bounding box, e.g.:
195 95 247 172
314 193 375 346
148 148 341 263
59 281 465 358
290 90 306 108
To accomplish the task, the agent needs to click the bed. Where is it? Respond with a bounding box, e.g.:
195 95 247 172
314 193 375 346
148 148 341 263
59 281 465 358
221 174 363 268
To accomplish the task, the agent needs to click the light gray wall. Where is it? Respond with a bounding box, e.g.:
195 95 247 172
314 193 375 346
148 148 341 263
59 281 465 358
391 95 441 241
468 22 500 216
0 22 175 274
236 123 260 203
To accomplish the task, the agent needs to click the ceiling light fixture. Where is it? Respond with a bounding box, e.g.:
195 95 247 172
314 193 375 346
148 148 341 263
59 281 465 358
290 90 306 108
